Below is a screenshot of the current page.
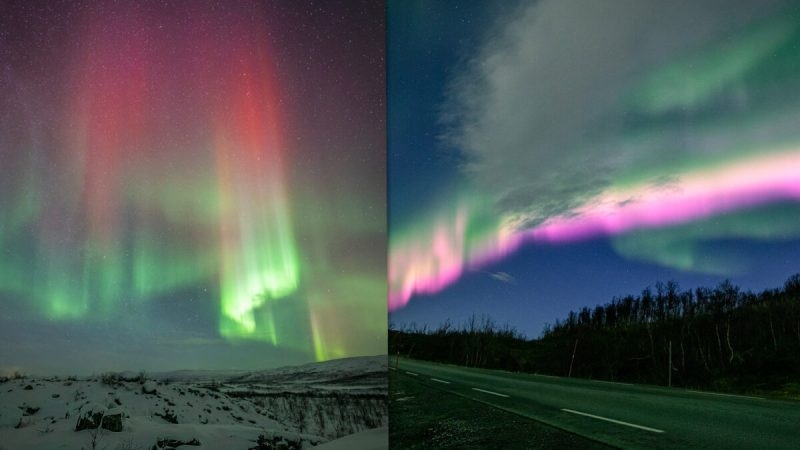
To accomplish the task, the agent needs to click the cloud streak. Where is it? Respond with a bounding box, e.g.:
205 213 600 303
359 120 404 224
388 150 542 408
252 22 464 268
489 272 515 283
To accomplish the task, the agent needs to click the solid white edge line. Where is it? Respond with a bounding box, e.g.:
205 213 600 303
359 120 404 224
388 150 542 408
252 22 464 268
405 371 419 376
430 378 450 384
561 408 664 433
471 387 509 398
686 390 763 400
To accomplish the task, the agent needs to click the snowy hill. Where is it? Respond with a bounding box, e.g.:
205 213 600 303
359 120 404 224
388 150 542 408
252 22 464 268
0 356 387 450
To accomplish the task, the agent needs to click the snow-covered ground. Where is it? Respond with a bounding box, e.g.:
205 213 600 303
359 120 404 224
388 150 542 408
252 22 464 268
0 356 387 450
312 426 387 450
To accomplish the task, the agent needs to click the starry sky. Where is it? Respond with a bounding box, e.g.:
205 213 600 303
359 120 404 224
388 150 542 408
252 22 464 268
389 0 800 337
0 0 385 375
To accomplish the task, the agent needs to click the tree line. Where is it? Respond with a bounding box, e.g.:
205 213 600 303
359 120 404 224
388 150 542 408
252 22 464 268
390 274 800 394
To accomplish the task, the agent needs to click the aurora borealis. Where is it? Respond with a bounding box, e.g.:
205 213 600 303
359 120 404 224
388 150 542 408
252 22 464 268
0 0 385 373
389 0 800 335
390 150 800 310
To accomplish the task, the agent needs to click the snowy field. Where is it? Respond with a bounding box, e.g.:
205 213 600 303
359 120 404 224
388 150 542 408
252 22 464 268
0 356 387 450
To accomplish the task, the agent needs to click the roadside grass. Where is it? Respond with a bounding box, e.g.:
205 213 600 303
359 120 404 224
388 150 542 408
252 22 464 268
389 371 613 450
711 375 800 401
746 382 800 401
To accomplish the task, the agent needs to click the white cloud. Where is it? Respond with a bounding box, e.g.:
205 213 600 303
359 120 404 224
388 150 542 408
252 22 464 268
442 0 792 228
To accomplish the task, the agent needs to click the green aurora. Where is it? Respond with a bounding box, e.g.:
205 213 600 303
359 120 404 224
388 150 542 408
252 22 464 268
0 0 386 371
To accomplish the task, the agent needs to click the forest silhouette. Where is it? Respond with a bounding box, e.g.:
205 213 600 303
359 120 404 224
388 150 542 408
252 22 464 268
391 274 800 397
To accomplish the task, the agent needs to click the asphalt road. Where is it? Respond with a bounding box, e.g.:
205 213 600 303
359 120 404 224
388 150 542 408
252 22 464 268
392 358 800 449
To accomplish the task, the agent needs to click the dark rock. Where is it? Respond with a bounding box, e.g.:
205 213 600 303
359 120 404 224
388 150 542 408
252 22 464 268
75 404 125 432
51 393 60 398
23 385 33 390
22 405 40 416
75 404 105 431
249 434 302 450
100 408 124 432
153 437 201 449
154 409 178 424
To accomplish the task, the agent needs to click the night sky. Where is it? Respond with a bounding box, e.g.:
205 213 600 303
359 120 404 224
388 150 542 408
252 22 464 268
389 0 800 337
0 0 386 374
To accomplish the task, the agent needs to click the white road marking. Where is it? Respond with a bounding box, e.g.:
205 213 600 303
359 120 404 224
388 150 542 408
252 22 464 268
686 390 763 400
405 371 419 376
561 408 664 433
389 367 396 371
471 387 509 398
592 379 633 386
430 378 450 384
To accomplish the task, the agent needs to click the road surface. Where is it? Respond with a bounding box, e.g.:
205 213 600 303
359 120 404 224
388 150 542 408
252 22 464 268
392 358 800 449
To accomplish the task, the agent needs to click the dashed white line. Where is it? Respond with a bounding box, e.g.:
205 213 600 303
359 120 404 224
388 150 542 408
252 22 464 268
592 379 633 386
561 408 664 433
686 390 763 400
405 371 419 376
471 387 509 398
430 378 450 384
